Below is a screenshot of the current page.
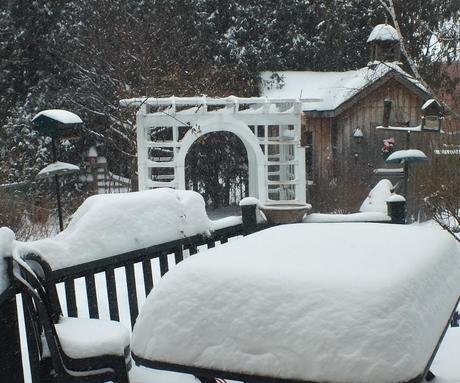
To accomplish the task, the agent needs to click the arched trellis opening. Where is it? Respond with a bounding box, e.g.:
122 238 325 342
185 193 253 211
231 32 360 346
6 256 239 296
185 131 248 209
124 96 306 204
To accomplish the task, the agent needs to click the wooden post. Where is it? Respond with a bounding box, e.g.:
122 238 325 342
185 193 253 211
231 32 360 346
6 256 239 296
387 195 406 224
241 203 258 235
0 259 24 383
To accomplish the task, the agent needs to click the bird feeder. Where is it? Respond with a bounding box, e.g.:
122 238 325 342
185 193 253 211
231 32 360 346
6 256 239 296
31 109 83 139
421 99 443 132
31 109 83 231
87 146 98 168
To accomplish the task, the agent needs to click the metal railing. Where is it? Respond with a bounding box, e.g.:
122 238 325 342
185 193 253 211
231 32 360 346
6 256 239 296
0 201 402 383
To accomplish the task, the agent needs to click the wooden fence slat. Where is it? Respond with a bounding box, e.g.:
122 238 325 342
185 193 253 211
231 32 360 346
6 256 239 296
105 268 119 321
220 237 228 244
64 279 78 317
174 248 184 264
85 274 99 319
125 263 139 328
189 245 198 255
207 240 216 249
159 253 169 276
142 259 154 297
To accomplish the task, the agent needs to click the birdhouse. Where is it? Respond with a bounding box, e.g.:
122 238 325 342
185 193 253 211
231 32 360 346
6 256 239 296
421 99 443 132
367 23 401 64
87 146 98 167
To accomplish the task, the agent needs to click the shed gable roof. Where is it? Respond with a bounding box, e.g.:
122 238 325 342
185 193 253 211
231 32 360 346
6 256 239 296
260 63 429 115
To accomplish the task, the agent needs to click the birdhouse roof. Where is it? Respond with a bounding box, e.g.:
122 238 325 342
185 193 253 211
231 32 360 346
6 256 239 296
367 23 400 43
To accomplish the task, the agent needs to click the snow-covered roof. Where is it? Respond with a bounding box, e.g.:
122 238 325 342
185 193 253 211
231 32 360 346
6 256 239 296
367 24 400 43
260 63 426 113
132 223 460 383
32 109 83 125
421 98 442 111
87 146 98 157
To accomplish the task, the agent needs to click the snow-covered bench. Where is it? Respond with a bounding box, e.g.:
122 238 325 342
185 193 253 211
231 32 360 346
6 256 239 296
131 223 460 383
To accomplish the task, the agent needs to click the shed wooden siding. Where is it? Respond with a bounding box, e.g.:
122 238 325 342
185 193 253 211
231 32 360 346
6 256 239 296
303 78 425 185
336 78 424 178
302 117 334 183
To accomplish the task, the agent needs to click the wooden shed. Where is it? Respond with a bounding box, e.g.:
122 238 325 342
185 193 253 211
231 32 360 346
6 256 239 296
261 23 434 209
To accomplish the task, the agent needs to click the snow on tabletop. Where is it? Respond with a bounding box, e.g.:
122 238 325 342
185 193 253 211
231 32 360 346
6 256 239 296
132 223 460 383
366 23 400 42
37 161 80 177
386 149 427 162
17 189 212 270
55 317 130 359
386 194 406 203
0 227 15 294
304 211 390 223
360 179 393 214
32 109 83 124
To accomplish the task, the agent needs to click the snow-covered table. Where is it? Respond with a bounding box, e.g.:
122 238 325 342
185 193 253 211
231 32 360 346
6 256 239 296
132 223 460 383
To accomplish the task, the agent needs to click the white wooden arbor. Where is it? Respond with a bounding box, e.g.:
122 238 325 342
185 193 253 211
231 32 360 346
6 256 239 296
121 96 307 203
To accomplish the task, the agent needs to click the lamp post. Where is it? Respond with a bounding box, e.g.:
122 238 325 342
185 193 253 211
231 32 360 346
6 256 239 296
31 110 83 231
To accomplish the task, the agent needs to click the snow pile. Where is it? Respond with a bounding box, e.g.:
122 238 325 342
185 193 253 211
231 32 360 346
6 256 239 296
0 227 15 295
55 317 130 359
360 179 394 214
239 197 260 207
260 63 425 112
211 216 242 231
304 211 390 223
132 223 460 383
367 23 400 42
20 189 212 270
386 194 406 203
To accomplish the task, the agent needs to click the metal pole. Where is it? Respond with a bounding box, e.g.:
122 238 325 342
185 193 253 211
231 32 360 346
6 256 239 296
51 138 64 231
403 131 410 198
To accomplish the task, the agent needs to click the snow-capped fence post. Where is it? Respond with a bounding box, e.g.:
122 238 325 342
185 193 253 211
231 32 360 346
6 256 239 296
0 258 24 383
387 194 406 224
240 198 258 235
